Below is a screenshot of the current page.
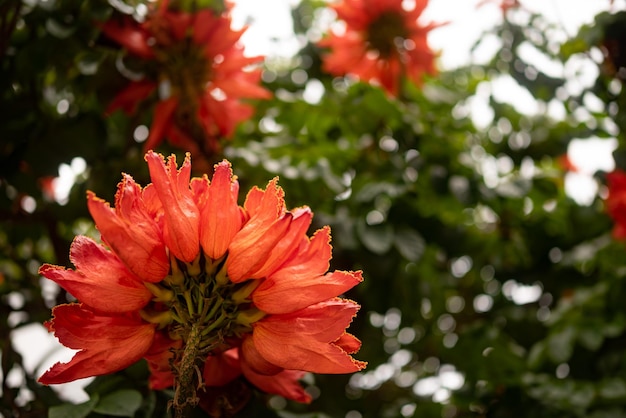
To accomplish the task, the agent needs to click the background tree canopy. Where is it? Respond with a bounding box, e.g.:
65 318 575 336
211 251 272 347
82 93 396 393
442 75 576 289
2 0 626 417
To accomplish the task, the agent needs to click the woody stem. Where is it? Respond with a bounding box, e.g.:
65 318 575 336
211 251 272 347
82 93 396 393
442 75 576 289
174 321 202 418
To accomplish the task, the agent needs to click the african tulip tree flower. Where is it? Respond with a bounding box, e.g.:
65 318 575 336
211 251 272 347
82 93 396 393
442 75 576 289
38 151 365 414
319 0 437 96
102 2 270 155
606 169 626 239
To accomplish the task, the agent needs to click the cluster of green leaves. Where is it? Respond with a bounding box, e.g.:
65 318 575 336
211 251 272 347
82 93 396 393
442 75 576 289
2 0 626 417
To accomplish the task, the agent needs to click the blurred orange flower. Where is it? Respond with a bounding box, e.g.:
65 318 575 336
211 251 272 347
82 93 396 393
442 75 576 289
557 154 579 173
606 169 626 239
319 0 437 96
102 2 270 155
39 151 365 408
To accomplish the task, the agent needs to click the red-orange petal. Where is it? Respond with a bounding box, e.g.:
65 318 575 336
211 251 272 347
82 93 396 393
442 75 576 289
251 299 367 374
145 151 200 262
87 179 169 282
227 214 291 283
191 9 222 45
144 331 181 390
242 179 285 219
200 94 251 138
196 11 243 56
253 270 363 314
241 335 282 375
38 304 155 385
38 237 152 313
200 160 243 259
101 18 154 59
252 330 367 374
215 68 270 100
334 333 362 354
271 226 333 280
258 299 361 342
160 8 193 41
105 80 156 116
606 169 626 237
190 175 210 208
141 183 163 219
253 207 312 279
242 186 264 218
227 179 290 282
144 97 178 151
240 361 312 404
203 348 242 387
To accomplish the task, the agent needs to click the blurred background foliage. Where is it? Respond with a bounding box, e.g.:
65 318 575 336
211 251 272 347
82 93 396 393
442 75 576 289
2 0 626 417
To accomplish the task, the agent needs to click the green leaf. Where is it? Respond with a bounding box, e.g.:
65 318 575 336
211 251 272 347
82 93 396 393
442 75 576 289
599 378 626 400
603 317 626 338
356 220 394 255
355 182 404 202
48 395 99 418
570 383 595 409
92 389 143 417
494 176 530 198
527 341 546 369
547 326 576 363
394 227 425 261
84 375 128 396
578 326 604 351
137 390 156 418
588 409 626 418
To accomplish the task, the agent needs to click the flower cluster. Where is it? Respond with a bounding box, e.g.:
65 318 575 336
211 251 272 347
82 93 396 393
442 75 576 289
319 0 437 96
102 2 269 155
39 152 365 414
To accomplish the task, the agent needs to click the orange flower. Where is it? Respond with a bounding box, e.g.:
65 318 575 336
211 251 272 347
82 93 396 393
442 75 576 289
319 0 437 96
606 169 626 239
39 151 365 408
102 2 270 154
557 154 579 173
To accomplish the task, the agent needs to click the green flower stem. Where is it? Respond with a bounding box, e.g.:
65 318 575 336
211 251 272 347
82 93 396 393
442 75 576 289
215 264 229 286
183 290 195 318
200 310 227 337
196 291 205 315
203 295 223 323
231 279 260 304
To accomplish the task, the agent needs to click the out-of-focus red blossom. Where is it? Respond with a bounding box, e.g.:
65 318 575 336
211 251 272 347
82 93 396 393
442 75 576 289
38 176 56 201
557 154 579 173
606 169 626 239
38 151 365 410
101 1 270 155
476 0 522 15
318 0 438 96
